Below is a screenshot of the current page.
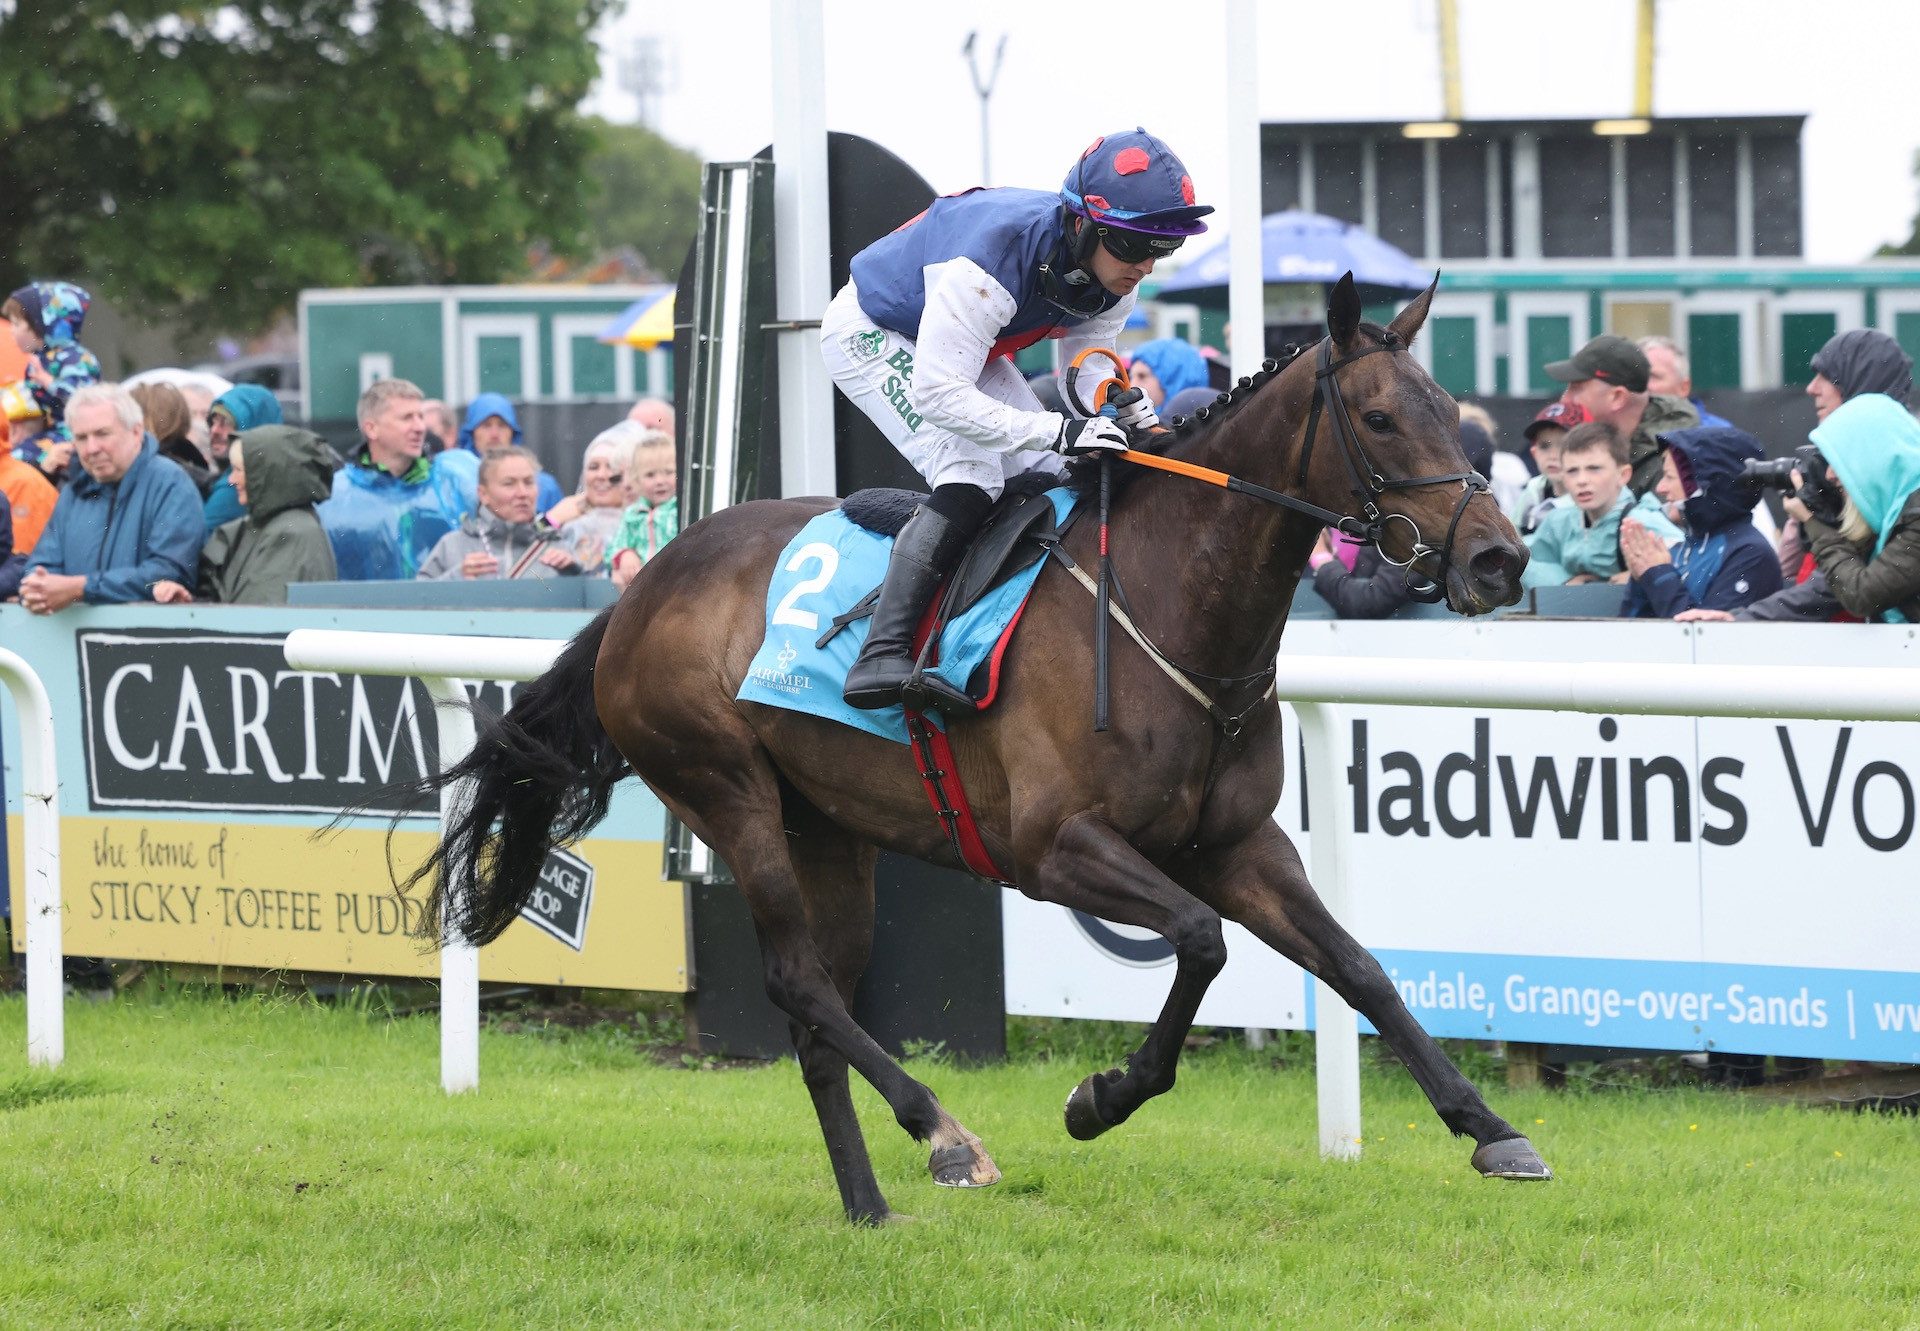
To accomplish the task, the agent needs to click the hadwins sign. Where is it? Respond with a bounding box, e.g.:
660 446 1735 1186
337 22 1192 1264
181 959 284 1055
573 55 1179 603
77 629 518 817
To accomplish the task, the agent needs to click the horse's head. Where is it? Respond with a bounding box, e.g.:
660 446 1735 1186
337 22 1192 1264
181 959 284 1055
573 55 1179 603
1304 272 1527 613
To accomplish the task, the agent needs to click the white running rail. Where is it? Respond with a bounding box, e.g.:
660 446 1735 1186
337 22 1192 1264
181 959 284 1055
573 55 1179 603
0 647 62 1067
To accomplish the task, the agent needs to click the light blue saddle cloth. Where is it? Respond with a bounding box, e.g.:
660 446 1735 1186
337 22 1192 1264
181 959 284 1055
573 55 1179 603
736 488 1076 743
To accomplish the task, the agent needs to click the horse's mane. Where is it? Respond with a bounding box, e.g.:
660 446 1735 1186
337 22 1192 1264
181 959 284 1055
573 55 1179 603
1061 323 1394 501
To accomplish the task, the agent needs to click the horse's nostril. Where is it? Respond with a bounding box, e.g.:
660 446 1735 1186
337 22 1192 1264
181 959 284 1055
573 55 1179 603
1469 546 1518 586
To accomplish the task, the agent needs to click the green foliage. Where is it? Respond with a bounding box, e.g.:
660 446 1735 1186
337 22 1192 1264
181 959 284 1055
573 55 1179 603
580 118 702 278
0 0 614 331
1878 149 1920 256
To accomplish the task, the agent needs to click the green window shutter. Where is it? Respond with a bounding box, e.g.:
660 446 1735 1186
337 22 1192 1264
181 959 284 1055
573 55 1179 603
570 335 618 397
1428 316 1478 395
1686 313 1742 391
1894 311 1920 367
1524 315 1572 395
476 336 524 397
1779 311 1837 386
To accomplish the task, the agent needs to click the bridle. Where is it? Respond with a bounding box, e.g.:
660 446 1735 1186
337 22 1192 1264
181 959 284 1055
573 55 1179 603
1291 333 1489 601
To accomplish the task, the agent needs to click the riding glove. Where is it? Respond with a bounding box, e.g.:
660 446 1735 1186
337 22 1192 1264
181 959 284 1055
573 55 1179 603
1108 385 1159 435
1057 416 1130 456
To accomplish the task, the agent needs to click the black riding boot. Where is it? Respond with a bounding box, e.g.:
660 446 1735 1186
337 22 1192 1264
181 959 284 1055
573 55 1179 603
844 502 977 710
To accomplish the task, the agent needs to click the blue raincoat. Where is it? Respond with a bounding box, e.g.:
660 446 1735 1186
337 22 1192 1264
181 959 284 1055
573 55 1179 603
202 384 286 533
456 393 563 512
315 451 469 581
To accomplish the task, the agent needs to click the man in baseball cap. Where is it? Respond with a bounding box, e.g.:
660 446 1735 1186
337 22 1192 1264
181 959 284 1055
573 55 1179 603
1508 402 1590 534
1545 334 1698 500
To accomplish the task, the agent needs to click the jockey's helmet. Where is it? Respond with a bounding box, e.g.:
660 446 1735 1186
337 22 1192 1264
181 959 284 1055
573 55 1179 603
1060 128 1213 263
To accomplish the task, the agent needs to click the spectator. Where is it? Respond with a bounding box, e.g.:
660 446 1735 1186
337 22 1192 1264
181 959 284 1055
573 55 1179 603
540 421 642 574
456 393 564 513
130 381 216 495
1309 530 1417 618
1457 401 1530 518
1522 422 1680 589
0 492 24 601
316 378 465 580
1163 384 1219 420
1620 426 1782 618
152 426 338 605
421 398 459 453
1547 334 1698 500
1127 338 1210 410
627 396 675 436
0 426 57 558
1639 335 1731 428
15 384 202 612
1510 402 1588 534
5 281 101 476
177 382 216 460
1786 393 1920 623
416 447 580 581
202 384 285 532
4 378 50 459
609 428 678 592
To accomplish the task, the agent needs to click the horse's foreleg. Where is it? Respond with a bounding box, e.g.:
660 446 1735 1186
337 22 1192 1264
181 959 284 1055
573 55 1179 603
1027 813 1229 1139
785 830 892 1225
1188 821 1551 1180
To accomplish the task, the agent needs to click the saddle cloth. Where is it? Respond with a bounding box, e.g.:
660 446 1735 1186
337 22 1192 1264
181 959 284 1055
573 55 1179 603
736 486 1078 743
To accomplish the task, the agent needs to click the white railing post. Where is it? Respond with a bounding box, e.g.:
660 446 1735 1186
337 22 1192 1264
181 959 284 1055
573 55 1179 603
0 647 63 1068
1293 701 1361 1160
423 677 480 1095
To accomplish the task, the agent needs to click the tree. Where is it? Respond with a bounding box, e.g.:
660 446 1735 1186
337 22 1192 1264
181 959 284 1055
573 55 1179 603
0 0 614 331
1878 149 1920 257
580 119 702 279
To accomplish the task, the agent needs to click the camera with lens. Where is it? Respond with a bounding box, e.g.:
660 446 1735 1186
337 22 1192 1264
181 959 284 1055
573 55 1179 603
1741 444 1845 525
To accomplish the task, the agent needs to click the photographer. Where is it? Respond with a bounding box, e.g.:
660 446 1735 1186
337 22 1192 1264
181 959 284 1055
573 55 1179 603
1789 393 1920 623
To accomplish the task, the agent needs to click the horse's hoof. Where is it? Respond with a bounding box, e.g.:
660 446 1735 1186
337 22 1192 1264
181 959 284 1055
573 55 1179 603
1063 1075 1113 1141
929 1141 1001 1188
1472 1135 1553 1181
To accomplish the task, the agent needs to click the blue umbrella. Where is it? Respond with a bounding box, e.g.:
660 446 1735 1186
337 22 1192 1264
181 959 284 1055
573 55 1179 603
1155 210 1432 306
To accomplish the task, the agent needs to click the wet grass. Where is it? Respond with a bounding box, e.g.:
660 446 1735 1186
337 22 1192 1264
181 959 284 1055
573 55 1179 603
0 991 1914 1328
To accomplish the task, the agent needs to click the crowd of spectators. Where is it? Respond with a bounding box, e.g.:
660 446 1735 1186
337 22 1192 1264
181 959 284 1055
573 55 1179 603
1 277 685 614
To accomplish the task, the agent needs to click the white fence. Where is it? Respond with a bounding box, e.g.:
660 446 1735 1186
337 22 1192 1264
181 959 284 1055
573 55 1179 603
9 630 1916 1163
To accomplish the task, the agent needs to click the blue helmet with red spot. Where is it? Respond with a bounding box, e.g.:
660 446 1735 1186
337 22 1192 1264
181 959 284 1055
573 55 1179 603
1060 128 1213 239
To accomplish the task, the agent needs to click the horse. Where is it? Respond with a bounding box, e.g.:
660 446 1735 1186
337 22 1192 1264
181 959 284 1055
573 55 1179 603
402 274 1549 1226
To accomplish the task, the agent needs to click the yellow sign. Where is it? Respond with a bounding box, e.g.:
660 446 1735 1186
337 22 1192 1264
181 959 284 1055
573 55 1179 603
6 815 688 991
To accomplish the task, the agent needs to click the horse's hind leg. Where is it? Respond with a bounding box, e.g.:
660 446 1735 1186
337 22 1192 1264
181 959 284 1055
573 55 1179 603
657 745 1000 1207
1185 821 1551 1180
1025 814 1230 1139
783 822 892 1224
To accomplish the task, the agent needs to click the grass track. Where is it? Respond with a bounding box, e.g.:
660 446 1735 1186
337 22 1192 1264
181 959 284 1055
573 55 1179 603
1 992 1916 1329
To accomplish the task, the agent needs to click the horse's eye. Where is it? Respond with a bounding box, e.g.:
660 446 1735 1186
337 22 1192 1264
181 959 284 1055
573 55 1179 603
1363 411 1393 433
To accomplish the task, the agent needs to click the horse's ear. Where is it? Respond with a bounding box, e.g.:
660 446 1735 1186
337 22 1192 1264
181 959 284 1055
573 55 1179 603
1386 272 1441 349
1327 272 1362 350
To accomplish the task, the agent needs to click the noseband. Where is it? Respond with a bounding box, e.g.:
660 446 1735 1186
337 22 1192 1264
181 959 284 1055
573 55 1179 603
1295 335 1489 602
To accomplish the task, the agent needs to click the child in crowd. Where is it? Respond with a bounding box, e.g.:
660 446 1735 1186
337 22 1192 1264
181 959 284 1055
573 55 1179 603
1508 401 1588 534
1522 421 1681 588
5 281 101 474
609 429 678 592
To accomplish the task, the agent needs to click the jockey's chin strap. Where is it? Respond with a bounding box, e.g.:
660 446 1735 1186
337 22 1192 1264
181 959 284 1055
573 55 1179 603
1115 335 1490 603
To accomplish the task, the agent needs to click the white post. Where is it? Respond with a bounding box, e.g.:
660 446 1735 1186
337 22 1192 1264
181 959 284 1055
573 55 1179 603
1224 0 1265 382
0 649 62 1068
770 0 837 498
423 677 480 1095
1293 701 1361 1160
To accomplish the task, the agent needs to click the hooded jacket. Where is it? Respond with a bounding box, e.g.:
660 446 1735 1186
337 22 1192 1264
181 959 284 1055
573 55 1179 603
201 384 285 533
456 394 563 512
197 425 338 604
1626 393 1700 498
416 505 580 581
1622 426 1783 618
26 433 203 602
1128 339 1211 406
316 447 466 581
1802 392 1920 623
1810 330 1913 405
0 453 57 554
7 281 101 453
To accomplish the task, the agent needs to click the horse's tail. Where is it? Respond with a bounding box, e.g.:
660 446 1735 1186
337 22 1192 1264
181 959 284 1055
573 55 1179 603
397 605 627 947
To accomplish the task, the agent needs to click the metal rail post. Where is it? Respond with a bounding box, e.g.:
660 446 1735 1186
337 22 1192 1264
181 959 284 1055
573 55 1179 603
0 647 62 1067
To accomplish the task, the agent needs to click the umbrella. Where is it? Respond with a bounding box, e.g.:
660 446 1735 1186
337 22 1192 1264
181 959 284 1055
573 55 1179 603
1155 210 1432 307
598 289 676 350
123 367 235 397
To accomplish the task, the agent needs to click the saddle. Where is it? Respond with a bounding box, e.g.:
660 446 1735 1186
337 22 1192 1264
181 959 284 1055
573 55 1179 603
820 474 1077 710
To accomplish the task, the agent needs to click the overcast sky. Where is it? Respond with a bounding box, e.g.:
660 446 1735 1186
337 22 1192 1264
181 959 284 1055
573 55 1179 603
587 0 1920 264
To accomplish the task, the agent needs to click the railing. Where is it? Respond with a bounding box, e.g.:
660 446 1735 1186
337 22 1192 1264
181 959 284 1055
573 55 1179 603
0 647 62 1067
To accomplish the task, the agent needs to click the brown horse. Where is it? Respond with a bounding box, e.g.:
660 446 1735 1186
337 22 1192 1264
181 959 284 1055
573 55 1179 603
407 274 1548 1225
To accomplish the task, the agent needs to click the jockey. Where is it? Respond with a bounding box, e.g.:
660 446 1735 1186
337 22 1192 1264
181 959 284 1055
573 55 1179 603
821 127 1213 709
